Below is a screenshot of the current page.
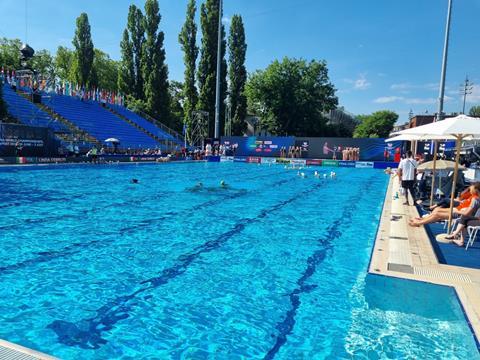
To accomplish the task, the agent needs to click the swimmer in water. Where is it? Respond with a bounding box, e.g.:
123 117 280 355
131 179 139 184
323 174 327 179
187 182 203 192
220 180 228 188
314 171 319 178
330 171 337 179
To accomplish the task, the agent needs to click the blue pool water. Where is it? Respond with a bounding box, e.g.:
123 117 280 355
0 162 478 359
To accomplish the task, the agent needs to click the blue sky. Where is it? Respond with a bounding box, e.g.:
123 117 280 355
1 0 480 123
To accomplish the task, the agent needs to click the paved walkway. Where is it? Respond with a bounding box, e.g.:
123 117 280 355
370 176 480 340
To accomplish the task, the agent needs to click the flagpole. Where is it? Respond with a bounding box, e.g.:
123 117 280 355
214 0 223 139
431 0 453 206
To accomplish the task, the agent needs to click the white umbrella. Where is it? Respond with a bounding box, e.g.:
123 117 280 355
394 114 480 231
417 159 465 171
104 138 120 143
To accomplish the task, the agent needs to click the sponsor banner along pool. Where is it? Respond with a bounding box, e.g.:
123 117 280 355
247 156 262 163
355 161 374 169
220 156 235 162
261 157 277 164
306 159 322 166
338 161 356 168
322 160 339 167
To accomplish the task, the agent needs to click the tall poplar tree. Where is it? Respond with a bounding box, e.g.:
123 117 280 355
228 15 247 136
179 0 198 144
118 29 135 96
119 5 145 99
72 13 94 87
142 0 170 123
197 0 227 138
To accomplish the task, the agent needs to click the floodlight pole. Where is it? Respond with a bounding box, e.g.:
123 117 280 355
437 0 452 123
430 0 453 206
214 0 223 139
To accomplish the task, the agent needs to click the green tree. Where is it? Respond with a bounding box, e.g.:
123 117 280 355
92 49 118 92
118 29 135 96
72 13 94 87
469 106 480 117
198 0 227 138
245 58 338 136
31 49 55 79
54 46 75 83
353 110 398 138
169 80 185 133
142 0 170 124
179 0 198 143
0 38 22 70
130 5 145 99
228 15 247 136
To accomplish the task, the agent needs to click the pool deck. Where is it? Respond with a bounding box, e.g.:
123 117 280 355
370 176 480 341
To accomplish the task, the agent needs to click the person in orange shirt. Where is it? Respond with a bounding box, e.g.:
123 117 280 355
409 183 480 227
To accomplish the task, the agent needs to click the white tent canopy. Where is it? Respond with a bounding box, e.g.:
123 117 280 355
393 114 480 233
392 115 480 138
385 134 457 142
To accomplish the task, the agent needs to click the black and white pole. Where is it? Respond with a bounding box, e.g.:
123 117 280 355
214 0 223 139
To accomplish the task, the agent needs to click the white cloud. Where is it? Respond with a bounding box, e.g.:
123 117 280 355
222 16 231 25
353 73 371 90
372 96 450 105
466 85 480 104
390 82 439 92
404 97 437 105
373 96 404 104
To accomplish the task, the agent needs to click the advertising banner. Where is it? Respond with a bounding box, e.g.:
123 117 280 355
322 160 339 167
306 159 322 166
221 136 295 157
355 161 374 168
247 156 262 163
290 159 307 166
233 156 247 162
220 156 234 162
338 161 356 167
276 158 290 164
261 157 276 164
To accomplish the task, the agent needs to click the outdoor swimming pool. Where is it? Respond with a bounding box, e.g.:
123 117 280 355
0 162 478 359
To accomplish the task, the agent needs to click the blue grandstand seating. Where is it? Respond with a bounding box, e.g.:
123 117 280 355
108 104 182 145
44 95 161 149
3 84 69 133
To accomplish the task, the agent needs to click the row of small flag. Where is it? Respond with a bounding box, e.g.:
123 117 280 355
1 67 125 106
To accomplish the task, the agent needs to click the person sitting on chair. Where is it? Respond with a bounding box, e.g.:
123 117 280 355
409 183 480 227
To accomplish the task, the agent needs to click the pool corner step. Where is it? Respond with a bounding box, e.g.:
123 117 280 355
0 339 57 360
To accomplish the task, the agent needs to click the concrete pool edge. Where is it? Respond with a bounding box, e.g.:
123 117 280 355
369 176 480 350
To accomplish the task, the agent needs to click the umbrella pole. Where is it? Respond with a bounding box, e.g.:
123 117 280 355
447 136 462 233
429 141 439 206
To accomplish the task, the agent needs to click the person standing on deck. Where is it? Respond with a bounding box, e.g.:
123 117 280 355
398 150 417 206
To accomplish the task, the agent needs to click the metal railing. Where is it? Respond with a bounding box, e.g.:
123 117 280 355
134 110 183 142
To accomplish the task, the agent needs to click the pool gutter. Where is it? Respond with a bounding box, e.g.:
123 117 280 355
0 339 57 360
369 176 480 349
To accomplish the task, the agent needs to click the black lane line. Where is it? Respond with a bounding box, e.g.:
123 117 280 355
263 175 378 360
0 166 281 231
0 175 295 276
46 180 326 350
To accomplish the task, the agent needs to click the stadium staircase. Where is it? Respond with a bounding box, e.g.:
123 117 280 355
41 95 163 149
15 90 100 147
